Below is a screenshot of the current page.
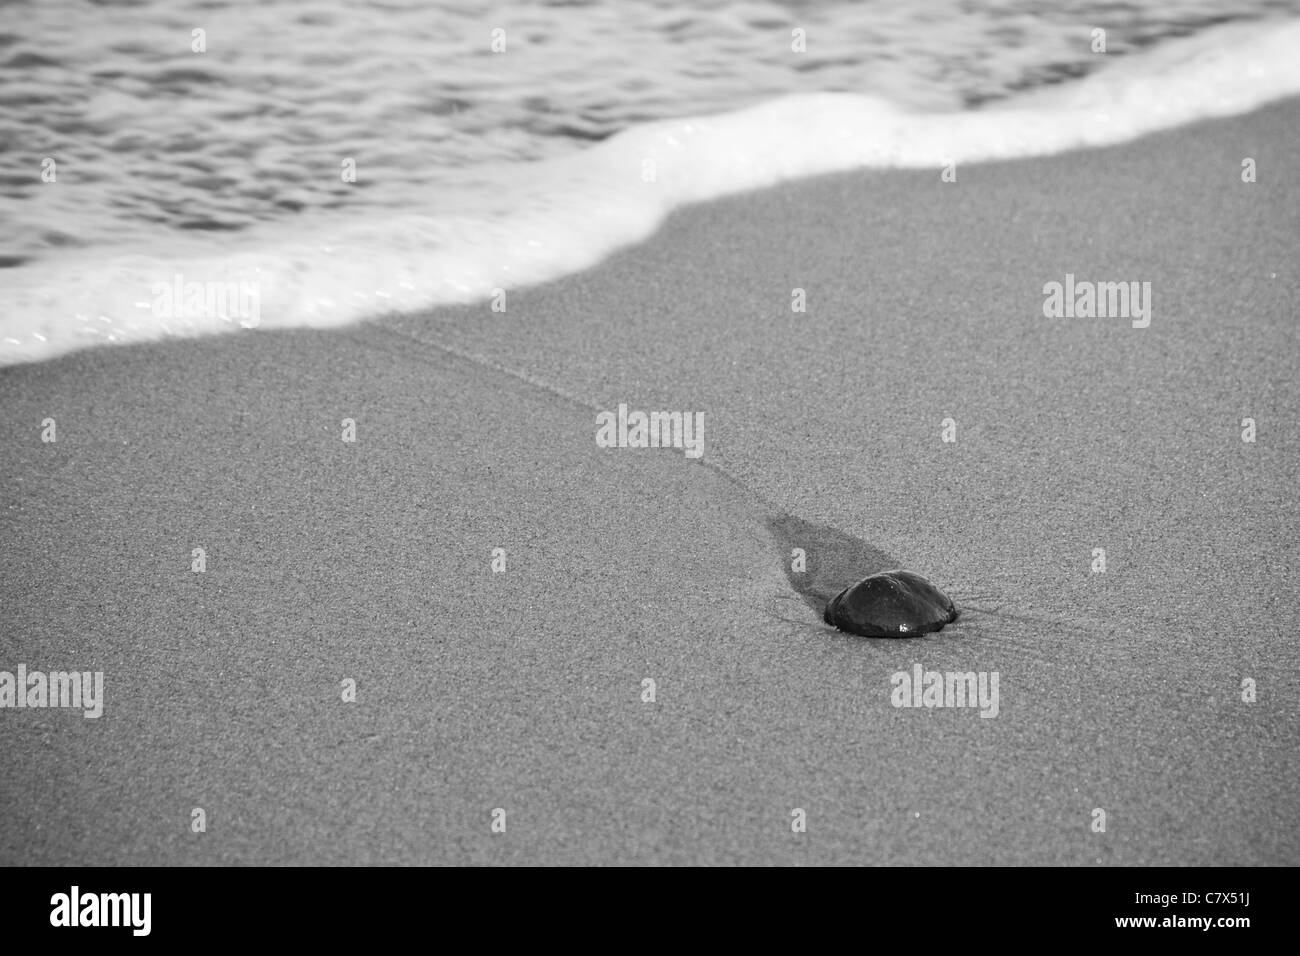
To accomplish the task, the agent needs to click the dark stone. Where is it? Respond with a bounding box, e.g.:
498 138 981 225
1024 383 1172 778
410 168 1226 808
823 569 958 638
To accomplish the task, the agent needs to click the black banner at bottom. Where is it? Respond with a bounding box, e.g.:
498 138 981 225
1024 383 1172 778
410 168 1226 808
0 866 1279 943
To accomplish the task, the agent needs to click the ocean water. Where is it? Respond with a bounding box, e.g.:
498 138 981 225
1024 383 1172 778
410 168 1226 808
3 0 1300 366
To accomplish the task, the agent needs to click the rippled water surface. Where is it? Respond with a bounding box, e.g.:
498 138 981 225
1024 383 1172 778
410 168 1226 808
3 1 1300 366
4 0 1298 263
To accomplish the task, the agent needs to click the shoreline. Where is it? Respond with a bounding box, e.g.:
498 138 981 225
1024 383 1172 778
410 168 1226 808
8 16 1300 368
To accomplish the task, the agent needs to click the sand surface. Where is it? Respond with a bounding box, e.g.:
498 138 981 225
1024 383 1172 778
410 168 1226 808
2 99 1298 865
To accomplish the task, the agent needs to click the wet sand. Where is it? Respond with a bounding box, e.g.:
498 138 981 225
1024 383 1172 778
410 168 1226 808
1 98 1298 865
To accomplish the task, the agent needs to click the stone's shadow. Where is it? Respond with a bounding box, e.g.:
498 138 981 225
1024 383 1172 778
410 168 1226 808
765 512 899 613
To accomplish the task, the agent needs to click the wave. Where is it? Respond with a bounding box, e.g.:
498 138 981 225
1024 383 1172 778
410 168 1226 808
3 17 1299 367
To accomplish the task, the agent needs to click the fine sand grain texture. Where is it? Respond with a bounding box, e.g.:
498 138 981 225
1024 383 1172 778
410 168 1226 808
2 98 1298 865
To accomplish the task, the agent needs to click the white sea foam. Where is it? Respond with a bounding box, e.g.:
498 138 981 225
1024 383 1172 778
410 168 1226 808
3 18 1299 367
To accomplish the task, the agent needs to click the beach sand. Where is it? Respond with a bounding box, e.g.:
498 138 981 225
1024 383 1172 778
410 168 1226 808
2 98 1297 866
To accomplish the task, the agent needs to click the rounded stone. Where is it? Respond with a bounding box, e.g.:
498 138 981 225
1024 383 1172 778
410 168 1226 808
823 569 958 638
